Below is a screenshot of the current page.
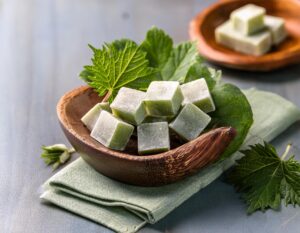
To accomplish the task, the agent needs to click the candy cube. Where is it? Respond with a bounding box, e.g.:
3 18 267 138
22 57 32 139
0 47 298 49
265 15 287 45
110 87 147 125
181 79 215 113
137 122 170 155
215 20 272 56
81 102 111 130
142 115 174 123
144 81 183 117
230 4 265 35
91 111 134 151
169 103 211 141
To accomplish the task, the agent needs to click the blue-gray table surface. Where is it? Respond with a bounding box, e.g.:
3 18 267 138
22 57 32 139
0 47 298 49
1 0 299 232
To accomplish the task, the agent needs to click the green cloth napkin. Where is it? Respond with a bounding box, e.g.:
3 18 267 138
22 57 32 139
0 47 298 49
41 89 300 233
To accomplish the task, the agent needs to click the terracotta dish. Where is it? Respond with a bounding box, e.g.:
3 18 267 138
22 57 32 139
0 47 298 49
57 86 236 186
189 0 300 71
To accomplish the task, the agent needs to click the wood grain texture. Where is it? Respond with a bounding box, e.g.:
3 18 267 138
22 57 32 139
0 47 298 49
0 0 300 232
189 0 300 71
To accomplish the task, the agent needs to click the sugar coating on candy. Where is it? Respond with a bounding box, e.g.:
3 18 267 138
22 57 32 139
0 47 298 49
230 4 265 36
91 111 134 151
81 102 111 131
144 81 184 117
169 103 211 141
215 20 272 56
110 87 147 125
265 15 287 45
137 122 170 155
181 79 215 113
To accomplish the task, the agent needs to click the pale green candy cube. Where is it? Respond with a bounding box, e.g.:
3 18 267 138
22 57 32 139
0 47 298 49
81 102 111 131
169 103 211 141
111 87 147 125
230 4 265 36
142 115 174 123
91 111 134 151
137 122 170 155
144 81 184 117
265 15 287 45
181 78 215 113
215 20 272 56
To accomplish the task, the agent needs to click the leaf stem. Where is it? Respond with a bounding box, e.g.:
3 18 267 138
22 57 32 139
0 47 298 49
281 144 292 160
102 90 112 103
68 147 76 153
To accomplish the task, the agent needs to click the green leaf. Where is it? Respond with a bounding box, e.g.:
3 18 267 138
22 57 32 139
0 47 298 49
80 40 156 102
125 72 161 91
141 27 173 69
281 158 300 206
185 61 221 90
228 142 300 214
209 83 253 159
79 69 94 83
161 42 200 82
41 144 75 170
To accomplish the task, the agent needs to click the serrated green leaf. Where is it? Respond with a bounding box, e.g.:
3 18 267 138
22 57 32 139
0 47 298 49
161 42 200 82
228 142 300 214
125 72 161 91
281 158 300 206
141 27 173 69
80 40 156 102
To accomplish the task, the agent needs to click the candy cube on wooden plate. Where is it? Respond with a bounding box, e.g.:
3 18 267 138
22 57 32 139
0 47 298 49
181 79 215 113
110 87 147 125
265 15 287 45
144 81 183 117
215 20 272 56
137 122 170 155
230 4 265 36
81 102 111 130
169 103 211 141
91 111 134 151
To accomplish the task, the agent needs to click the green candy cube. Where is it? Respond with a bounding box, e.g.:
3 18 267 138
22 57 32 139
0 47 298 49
144 81 183 117
230 4 265 36
215 20 272 56
81 102 111 131
142 115 174 123
137 122 170 155
181 79 215 113
111 87 147 125
169 103 211 141
265 15 287 45
91 111 134 151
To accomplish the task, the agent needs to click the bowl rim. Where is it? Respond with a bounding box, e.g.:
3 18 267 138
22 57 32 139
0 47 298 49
57 85 235 162
189 0 300 70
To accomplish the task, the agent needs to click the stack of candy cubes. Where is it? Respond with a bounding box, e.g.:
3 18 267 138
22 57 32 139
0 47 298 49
81 79 215 155
215 4 287 56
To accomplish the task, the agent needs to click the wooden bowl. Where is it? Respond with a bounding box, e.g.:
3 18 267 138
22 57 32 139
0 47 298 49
189 0 300 71
57 86 236 186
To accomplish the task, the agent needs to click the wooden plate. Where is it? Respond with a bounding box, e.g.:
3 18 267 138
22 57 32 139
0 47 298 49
57 86 236 186
189 0 300 71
